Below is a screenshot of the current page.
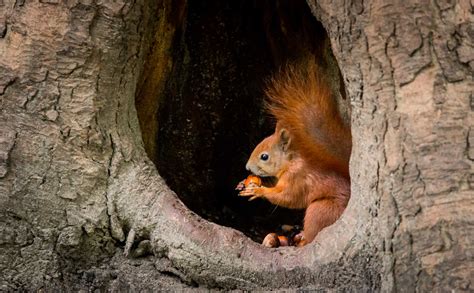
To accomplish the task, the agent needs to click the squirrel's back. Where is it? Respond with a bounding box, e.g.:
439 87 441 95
265 61 352 177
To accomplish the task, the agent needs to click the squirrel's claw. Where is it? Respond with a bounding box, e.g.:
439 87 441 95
238 188 255 196
239 187 263 201
235 180 245 191
248 194 262 201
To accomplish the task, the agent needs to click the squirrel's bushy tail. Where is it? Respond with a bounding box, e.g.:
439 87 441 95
265 60 352 177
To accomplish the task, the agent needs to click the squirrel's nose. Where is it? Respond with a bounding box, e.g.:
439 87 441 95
245 163 250 172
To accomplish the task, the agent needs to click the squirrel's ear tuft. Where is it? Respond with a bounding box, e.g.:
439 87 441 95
278 128 291 151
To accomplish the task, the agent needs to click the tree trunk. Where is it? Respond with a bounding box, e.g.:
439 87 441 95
0 0 472 291
308 1 473 291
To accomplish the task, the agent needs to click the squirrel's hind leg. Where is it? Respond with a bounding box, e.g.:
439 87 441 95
302 199 345 244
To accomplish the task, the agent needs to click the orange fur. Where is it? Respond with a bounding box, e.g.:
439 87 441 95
266 61 352 177
242 60 351 245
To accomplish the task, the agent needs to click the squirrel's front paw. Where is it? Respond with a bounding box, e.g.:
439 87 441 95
235 180 246 191
238 186 256 196
238 187 263 201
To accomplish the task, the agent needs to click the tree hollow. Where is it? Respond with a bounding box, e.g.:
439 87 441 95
135 0 350 242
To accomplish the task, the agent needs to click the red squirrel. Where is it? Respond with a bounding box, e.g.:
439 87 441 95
238 60 351 246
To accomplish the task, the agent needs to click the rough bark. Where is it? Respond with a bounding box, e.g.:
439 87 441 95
0 0 471 291
308 0 473 291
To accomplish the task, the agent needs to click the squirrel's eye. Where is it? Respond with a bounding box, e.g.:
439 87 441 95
260 153 269 161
